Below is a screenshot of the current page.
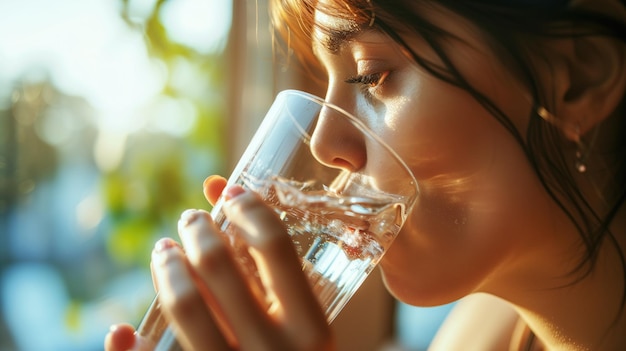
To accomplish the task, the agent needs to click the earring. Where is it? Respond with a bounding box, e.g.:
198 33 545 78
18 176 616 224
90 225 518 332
573 125 601 173
574 139 590 173
536 106 598 173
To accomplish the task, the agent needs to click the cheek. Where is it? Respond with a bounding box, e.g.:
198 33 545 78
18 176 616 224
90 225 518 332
383 78 507 186
380 148 544 306
377 83 548 305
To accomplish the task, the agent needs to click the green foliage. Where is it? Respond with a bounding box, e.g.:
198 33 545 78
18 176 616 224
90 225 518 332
102 0 229 268
107 214 154 265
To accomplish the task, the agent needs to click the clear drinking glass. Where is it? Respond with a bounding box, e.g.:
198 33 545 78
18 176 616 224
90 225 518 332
136 89 419 350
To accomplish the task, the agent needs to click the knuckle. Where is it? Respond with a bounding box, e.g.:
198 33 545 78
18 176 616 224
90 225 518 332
161 288 201 319
256 231 293 253
188 239 233 276
232 191 273 218
230 193 289 242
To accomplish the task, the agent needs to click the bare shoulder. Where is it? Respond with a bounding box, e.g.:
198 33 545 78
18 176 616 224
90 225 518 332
428 293 522 351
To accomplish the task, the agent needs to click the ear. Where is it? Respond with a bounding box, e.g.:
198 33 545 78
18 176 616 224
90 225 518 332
548 34 626 140
542 0 626 140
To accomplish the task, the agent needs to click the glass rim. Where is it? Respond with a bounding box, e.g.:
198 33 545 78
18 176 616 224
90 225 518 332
277 89 419 201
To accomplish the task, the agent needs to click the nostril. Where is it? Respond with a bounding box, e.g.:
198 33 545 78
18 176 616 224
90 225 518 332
310 117 367 172
331 157 358 172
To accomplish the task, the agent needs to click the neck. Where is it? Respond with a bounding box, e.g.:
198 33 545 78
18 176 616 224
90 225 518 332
512 205 626 351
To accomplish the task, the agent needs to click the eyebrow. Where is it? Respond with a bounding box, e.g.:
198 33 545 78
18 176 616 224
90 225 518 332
314 26 365 55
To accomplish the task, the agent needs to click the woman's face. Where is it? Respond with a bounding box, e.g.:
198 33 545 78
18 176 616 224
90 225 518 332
311 5 571 306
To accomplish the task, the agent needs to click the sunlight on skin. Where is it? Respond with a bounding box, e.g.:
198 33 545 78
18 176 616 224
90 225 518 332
203 175 228 206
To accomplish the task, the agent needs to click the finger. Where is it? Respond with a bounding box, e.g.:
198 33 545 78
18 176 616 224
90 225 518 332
105 323 154 351
177 209 282 350
222 189 332 349
203 175 227 206
150 239 182 293
105 323 135 351
152 237 231 351
150 261 157 292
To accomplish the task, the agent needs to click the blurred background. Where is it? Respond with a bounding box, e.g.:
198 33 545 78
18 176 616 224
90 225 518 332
0 0 241 349
0 0 452 350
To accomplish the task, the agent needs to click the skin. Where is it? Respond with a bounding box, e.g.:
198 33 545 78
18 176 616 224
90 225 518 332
105 0 626 350
311 6 626 350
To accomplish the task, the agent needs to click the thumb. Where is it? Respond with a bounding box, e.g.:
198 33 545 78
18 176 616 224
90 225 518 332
203 175 228 206
105 323 155 351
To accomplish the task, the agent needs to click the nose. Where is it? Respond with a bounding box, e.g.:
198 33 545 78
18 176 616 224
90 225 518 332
310 99 368 172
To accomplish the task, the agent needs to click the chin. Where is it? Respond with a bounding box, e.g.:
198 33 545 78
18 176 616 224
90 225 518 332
379 267 461 307
381 266 469 307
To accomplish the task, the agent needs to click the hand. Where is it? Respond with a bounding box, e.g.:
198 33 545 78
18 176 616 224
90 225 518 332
105 175 334 350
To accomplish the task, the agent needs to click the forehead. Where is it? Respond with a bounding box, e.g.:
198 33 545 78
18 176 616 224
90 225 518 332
312 4 365 54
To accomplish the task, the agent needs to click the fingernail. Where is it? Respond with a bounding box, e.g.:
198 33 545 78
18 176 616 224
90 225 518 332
224 185 246 200
179 209 200 228
154 237 177 253
152 238 177 266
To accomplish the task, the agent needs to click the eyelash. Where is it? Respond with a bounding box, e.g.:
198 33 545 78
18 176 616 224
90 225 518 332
344 71 389 97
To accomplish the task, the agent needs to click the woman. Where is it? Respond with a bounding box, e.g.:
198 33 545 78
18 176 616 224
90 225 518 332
105 0 626 350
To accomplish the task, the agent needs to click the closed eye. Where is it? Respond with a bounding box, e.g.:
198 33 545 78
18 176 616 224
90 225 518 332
344 71 389 88
344 71 390 102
